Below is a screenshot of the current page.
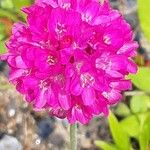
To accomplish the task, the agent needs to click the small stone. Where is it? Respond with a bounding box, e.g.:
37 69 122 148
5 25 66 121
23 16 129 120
0 135 22 150
80 137 92 149
8 109 16 117
37 119 54 139
49 133 64 148
35 138 41 145
0 132 5 140
7 129 13 134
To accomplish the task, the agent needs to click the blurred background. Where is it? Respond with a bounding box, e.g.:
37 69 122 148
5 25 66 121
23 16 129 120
0 0 150 150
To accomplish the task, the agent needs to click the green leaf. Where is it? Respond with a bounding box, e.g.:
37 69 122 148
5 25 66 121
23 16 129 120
139 124 149 150
108 112 131 150
138 112 150 150
0 23 5 32
1 0 14 9
0 23 6 40
11 0 32 20
146 113 150 140
129 67 150 93
120 115 140 138
146 120 150 142
0 35 5 41
95 141 118 150
12 0 31 9
115 103 131 117
0 8 18 21
138 0 150 41
0 41 6 54
130 95 150 113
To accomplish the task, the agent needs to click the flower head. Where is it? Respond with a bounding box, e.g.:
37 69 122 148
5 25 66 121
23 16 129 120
1 0 138 124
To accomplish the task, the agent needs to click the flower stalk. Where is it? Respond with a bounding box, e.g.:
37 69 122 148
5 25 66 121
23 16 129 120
70 123 77 150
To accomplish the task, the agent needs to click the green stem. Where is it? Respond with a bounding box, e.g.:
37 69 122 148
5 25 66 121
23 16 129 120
70 124 77 150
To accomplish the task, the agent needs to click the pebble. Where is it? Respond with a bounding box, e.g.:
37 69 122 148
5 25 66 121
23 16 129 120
37 119 54 139
0 135 22 150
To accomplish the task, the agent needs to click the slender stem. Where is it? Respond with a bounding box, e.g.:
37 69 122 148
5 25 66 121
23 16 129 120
70 124 77 150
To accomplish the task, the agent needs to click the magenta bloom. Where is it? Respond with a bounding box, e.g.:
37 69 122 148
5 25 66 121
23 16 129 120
1 0 138 124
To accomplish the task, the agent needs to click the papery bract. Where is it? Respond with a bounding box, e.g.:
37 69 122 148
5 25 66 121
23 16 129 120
1 0 138 124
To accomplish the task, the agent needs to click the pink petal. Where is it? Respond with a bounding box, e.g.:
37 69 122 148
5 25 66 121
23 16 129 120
36 0 58 7
7 55 27 69
70 77 83 96
102 106 109 117
9 69 25 81
127 60 138 74
75 108 89 124
82 87 95 105
47 87 59 108
49 108 67 119
102 89 122 104
35 88 47 108
83 2 100 19
117 42 138 57
106 70 123 78
58 92 71 110
93 15 110 25
67 107 76 124
14 56 27 69
0 53 10 60
110 80 132 90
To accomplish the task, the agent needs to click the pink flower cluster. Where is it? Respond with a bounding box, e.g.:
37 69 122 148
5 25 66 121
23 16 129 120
1 0 138 124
